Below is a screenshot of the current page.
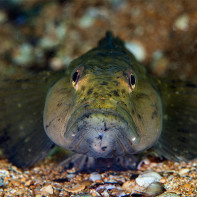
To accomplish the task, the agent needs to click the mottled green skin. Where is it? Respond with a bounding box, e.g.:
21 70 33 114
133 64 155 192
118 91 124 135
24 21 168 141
44 34 162 158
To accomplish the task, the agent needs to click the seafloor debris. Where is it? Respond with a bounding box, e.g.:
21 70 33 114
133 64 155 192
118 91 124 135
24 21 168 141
0 158 196 196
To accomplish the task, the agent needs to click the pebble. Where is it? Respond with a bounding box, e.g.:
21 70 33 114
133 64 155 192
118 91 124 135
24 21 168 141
157 192 181 197
145 182 164 196
0 169 9 176
125 41 146 61
79 14 95 28
135 171 162 187
13 44 34 66
89 172 101 182
79 8 98 28
178 168 190 175
0 177 4 187
40 185 54 195
96 184 117 192
64 184 86 193
174 14 189 31
50 57 64 70
122 180 136 193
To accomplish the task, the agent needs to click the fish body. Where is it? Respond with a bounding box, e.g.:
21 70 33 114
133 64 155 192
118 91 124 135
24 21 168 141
0 32 196 168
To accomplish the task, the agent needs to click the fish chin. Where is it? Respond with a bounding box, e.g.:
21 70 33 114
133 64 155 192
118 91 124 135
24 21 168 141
64 111 141 158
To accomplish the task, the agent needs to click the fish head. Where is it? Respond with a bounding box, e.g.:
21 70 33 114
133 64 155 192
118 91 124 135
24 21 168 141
44 48 162 158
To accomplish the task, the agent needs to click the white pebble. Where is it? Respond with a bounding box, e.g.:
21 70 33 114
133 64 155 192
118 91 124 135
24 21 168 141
125 41 146 61
13 44 34 66
41 185 54 194
179 168 190 175
0 169 9 176
50 57 63 70
89 172 101 181
145 182 164 196
79 15 95 28
174 14 189 31
136 171 162 187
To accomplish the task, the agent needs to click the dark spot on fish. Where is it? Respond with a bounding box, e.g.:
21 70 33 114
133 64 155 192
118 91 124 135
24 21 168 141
135 93 147 100
87 88 93 95
97 52 108 57
152 110 158 119
113 81 120 86
97 135 103 140
57 102 62 107
102 146 107 151
101 81 108 85
85 114 90 118
94 92 98 96
132 109 135 114
104 122 108 131
58 118 60 121
121 89 126 94
81 86 85 91
186 82 197 88
137 114 142 120
113 90 119 97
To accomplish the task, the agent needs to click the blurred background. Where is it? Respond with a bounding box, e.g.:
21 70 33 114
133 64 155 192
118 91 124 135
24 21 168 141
0 0 196 80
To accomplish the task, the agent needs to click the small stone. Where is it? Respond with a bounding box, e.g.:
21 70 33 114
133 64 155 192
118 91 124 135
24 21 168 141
136 171 162 188
125 41 146 61
174 14 189 31
122 180 136 193
179 168 190 175
40 185 54 195
50 57 63 70
145 182 164 196
79 14 95 28
110 188 126 196
157 192 181 197
89 172 101 182
0 169 9 177
64 184 85 193
25 180 32 186
13 44 34 66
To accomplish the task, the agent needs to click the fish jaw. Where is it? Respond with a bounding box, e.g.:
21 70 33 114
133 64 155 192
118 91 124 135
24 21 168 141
64 111 140 158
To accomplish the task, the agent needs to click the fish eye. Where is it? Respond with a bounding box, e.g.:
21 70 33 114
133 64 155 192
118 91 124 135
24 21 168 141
129 74 136 90
72 71 80 87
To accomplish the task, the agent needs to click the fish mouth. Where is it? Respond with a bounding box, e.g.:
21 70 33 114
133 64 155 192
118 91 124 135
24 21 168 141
64 104 140 158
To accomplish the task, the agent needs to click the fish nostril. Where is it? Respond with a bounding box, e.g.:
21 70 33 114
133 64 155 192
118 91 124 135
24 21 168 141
101 146 107 151
97 134 103 140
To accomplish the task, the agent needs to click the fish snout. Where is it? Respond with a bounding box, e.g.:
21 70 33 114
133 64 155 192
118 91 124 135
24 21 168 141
64 112 139 158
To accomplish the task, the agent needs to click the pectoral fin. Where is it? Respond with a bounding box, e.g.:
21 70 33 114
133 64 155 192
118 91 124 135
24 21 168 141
154 79 197 161
0 71 64 168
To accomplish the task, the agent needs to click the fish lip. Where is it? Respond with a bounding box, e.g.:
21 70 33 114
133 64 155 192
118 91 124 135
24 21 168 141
66 107 125 134
64 104 140 156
